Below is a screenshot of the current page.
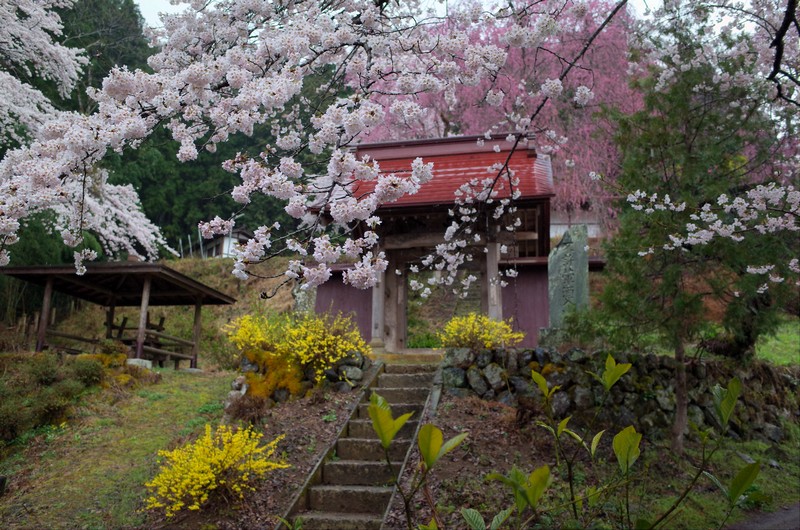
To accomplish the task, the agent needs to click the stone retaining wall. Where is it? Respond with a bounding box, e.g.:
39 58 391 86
442 347 800 442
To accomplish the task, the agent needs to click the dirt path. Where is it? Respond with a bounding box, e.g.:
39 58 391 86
726 503 800 530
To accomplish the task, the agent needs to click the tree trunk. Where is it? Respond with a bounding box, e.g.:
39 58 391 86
671 341 688 454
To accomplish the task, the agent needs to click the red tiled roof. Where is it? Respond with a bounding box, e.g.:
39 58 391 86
352 135 554 209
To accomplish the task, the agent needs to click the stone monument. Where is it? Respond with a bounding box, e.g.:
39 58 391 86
548 224 589 328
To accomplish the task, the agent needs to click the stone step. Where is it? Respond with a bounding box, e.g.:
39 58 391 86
323 459 401 485
370 386 430 403
384 363 438 374
357 401 423 419
292 510 383 530
347 418 418 439
308 484 393 514
378 372 434 387
337 437 410 461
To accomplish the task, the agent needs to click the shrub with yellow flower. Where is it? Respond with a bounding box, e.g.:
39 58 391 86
437 313 525 350
145 424 288 518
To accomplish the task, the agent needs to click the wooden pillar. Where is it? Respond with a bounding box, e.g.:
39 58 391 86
135 276 152 359
105 301 116 339
192 298 202 368
383 252 407 352
486 241 503 320
370 268 385 349
35 277 54 352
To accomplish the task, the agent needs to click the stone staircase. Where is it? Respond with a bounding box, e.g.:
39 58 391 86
286 363 437 529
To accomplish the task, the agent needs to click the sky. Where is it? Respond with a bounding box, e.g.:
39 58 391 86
135 0 657 29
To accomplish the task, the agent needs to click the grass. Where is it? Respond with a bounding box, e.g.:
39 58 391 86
756 314 800 365
0 368 232 529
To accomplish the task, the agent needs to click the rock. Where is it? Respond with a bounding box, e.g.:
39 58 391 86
273 388 290 403
224 390 242 410
324 369 339 383
688 405 705 428
508 376 534 396
762 422 783 443
181 368 203 374
475 349 493 368
483 389 496 400
484 363 507 392
505 350 519 374
444 348 475 369
573 386 594 410
442 367 467 388
768 459 781 469
518 350 534 370
655 389 675 411
497 391 516 406
333 381 355 393
736 451 756 465
127 358 153 370
533 347 549 365
444 386 472 398
568 348 589 364
338 365 363 381
340 351 364 367
361 355 373 370
551 391 570 418
466 366 489 396
232 375 246 392
240 356 259 373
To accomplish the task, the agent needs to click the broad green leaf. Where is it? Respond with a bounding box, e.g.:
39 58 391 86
703 470 728 498
728 462 760 505
489 507 514 530
418 424 444 470
586 485 601 508
602 354 631 392
563 428 586 448
535 420 556 437
460 508 485 530
523 465 551 508
557 416 571 437
489 467 528 513
634 518 652 529
368 404 413 450
712 377 742 426
613 426 642 474
419 425 467 470
370 392 390 410
590 430 605 458
548 384 562 399
531 370 549 397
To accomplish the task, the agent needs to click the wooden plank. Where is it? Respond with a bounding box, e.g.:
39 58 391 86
141 345 193 360
145 329 194 347
46 330 99 344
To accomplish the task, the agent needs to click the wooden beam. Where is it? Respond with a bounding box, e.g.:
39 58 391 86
383 233 446 250
192 299 202 368
370 268 385 348
35 277 54 352
136 276 152 358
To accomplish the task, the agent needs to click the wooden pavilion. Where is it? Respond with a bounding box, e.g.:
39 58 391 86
315 135 555 350
2 262 235 368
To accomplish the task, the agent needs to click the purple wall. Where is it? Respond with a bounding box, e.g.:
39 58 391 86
314 271 373 342
502 265 549 347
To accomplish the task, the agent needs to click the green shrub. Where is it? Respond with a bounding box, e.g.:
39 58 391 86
24 353 60 386
69 357 104 386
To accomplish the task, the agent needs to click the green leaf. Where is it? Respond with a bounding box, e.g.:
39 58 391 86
535 420 556 437
590 430 605 458
703 470 728 498
712 377 742 427
418 519 439 530
531 370 549 397
601 354 632 392
460 508 485 530
634 518 652 530
418 425 467 470
586 485 601 508
613 426 642 474
368 397 413 450
523 465 551 508
728 462 760 505
488 467 528 513
557 416 571 437
489 507 514 530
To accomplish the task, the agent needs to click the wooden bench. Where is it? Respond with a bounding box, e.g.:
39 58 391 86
45 329 100 355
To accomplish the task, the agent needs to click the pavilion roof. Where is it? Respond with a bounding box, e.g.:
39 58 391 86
351 135 554 210
1 262 236 307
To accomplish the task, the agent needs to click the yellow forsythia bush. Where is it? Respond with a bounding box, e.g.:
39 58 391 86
437 313 525 350
145 424 288 518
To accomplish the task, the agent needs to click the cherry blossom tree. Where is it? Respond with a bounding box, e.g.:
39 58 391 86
0 0 795 293
0 0 170 270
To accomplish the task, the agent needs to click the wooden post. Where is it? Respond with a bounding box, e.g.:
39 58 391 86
370 267 385 349
35 277 54 352
136 276 152 359
105 301 116 339
192 298 202 368
384 253 399 352
486 242 503 320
